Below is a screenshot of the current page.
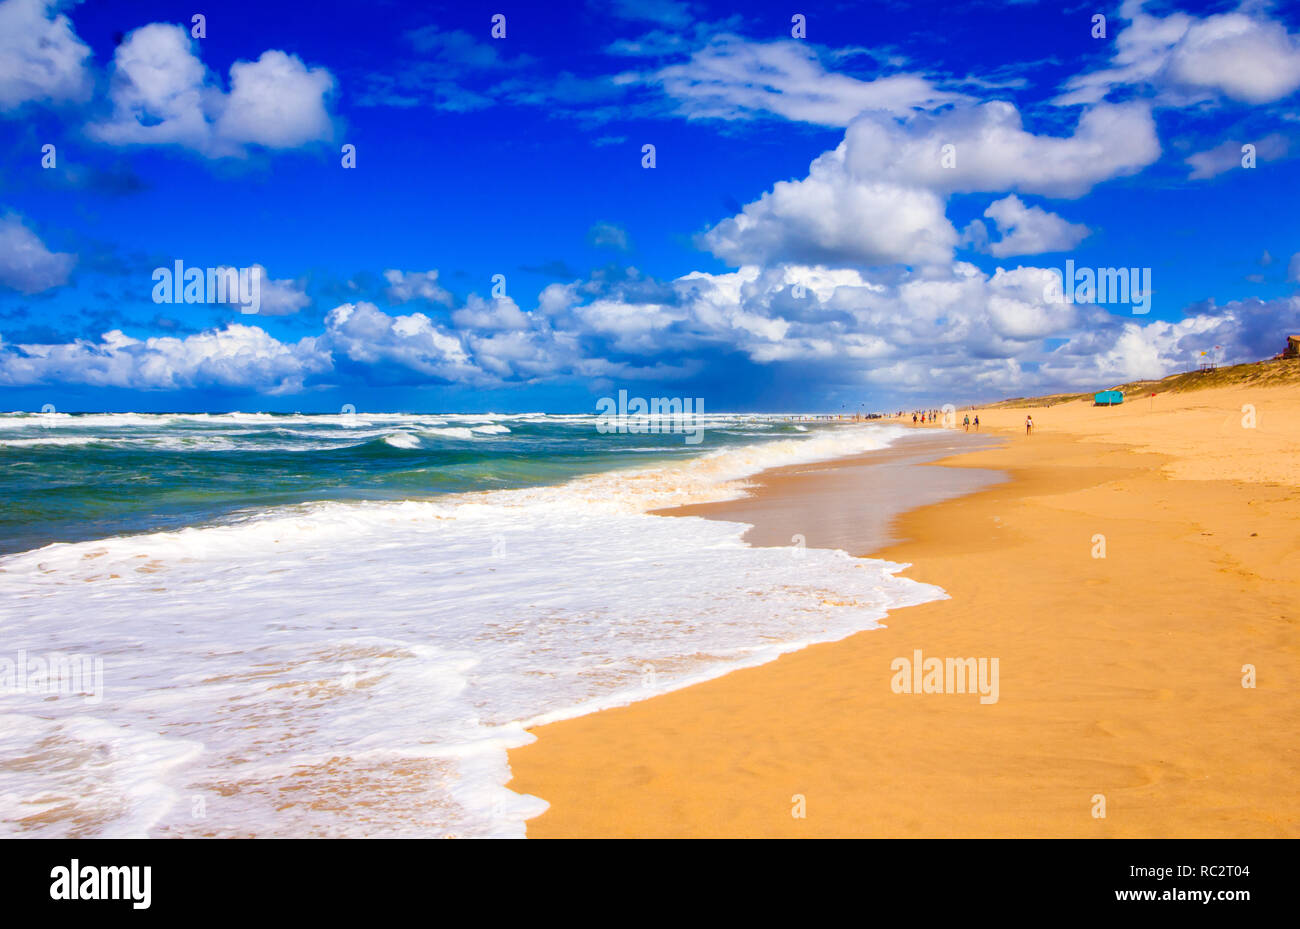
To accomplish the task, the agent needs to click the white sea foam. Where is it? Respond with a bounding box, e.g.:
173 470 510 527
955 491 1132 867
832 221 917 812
0 422 938 838
0 436 110 447
382 432 421 449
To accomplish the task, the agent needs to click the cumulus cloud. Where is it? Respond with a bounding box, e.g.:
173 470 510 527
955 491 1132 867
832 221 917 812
662 262 1080 370
1059 2 1300 106
1046 296 1300 383
654 35 966 125
700 101 1155 269
0 0 92 111
324 301 475 381
3 264 1297 401
502 261 1294 397
701 165 955 268
662 265 1298 394
383 269 453 306
965 195 1091 258
451 293 529 331
214 51 336 148
88 24 335 156
0 325 329 393
0 212 75 293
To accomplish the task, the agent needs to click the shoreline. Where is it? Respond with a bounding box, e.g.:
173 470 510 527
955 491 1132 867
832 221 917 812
655 428 1006 554
508 386 1300 837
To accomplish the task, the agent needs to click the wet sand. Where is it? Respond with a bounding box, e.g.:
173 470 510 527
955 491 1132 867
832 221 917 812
660 429 1005 552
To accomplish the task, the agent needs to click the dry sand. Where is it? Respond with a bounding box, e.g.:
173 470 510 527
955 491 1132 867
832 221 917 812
508 385 1300 837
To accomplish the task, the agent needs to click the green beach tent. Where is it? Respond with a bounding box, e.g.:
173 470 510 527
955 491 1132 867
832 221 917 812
1093 390 1124 406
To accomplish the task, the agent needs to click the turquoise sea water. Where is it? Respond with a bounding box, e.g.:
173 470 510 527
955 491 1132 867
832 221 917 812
0 410 826 555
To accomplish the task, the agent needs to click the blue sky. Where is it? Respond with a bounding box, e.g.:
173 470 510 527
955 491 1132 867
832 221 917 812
1 0 1298 412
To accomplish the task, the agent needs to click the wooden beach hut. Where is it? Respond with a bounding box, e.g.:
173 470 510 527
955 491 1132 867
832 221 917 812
1093 390 1124 406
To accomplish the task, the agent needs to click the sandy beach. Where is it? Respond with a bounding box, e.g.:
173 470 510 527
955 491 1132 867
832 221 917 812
508 384 1300 837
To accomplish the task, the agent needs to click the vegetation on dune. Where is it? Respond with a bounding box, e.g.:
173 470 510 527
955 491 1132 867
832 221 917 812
985 356 1300 409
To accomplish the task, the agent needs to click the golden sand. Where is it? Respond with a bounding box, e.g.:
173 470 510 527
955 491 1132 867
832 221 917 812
508 385 1300 837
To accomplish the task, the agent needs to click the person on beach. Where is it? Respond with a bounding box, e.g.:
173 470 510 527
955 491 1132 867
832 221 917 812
974 415 980 431
1025 415 1033 435
912 412 917 424
963 414 970 432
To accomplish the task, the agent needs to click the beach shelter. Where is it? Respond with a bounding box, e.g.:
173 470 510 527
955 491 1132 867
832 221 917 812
1093 390 1124 406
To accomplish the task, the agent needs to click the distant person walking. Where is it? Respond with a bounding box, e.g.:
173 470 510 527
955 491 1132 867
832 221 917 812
963 414 970 432
1025 415 1033 435
912 412 917 424
973 415 980 431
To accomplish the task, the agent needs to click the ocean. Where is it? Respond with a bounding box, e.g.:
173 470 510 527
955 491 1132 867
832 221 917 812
0 411 945 837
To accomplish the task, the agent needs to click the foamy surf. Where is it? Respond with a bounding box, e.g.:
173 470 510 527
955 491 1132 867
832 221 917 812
382 432 421 449
0 419 940 838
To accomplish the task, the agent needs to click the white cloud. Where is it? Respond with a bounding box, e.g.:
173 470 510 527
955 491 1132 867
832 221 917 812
4 266 1297 400
700 101 1155 269
383 269 453 306
1059 2 1300 106
1288 252 1300 283
538 281 581 315
700 163 955 268
570 297 687 353
324 301 475 381
1185 133 1289 179
465 327 569 380
214 51 335 148
451 293 529 331
0 212 75 293
0 0 92 111
662 265 1300 395
839 101 1160 199
0 325 330 393
654 35 965 126
88 24 335 156
664 262 1084 369
968 195 1091 258
253 265 310 315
